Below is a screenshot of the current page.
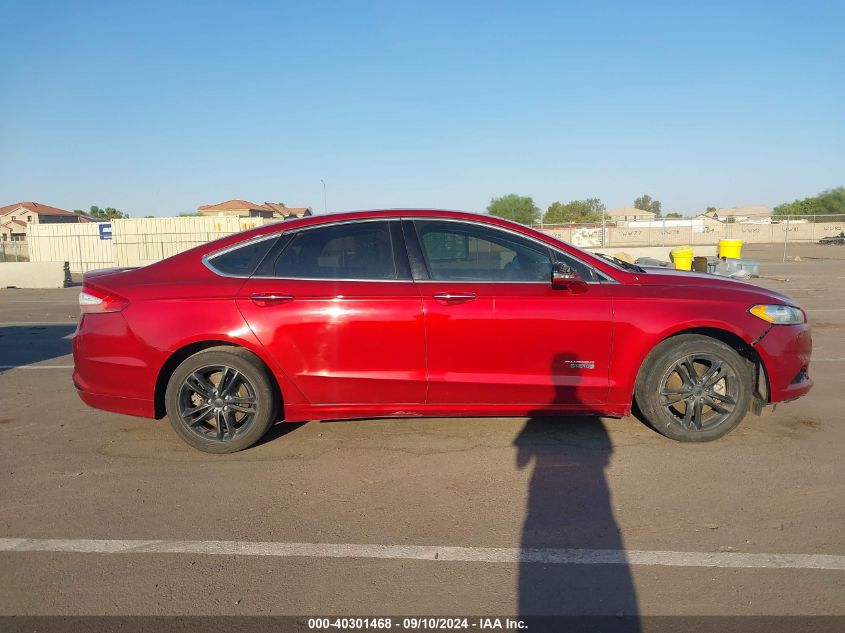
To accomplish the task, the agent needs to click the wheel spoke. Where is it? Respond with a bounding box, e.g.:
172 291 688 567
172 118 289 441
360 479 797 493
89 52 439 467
705 366 726 387
185 372 214 398
227 395 256 406
228 404 255 414
219 368 241 397
681 401 694 429
707 391 736 405
662 393 688 406
215 409 224 440
700 360 723 384
183 404 213 425
220 409 236 438
692 399 703 430
703 396 731 415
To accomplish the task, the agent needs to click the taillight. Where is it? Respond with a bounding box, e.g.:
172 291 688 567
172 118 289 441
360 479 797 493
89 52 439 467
79 286 129 314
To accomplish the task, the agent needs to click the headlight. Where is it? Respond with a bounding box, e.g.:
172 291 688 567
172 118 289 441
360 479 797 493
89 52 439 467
749 304 805 325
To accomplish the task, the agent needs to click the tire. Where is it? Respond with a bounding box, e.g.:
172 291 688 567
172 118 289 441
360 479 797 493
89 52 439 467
164 346 277 453
635 334 752 442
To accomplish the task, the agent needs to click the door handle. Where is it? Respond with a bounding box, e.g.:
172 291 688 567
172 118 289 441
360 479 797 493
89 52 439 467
250 293 294 306
433 293 477 303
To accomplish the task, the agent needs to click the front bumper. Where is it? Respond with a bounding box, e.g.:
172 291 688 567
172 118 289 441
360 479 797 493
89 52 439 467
754 322 813 403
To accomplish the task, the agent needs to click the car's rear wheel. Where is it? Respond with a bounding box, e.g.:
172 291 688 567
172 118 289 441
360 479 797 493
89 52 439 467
165 347 277 453
635 334 752 442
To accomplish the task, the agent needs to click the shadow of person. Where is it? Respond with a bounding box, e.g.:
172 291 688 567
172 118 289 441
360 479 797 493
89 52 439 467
514 353 639 630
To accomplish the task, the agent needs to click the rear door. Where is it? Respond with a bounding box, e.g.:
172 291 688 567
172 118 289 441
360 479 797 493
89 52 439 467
407 219 614 406
236 219 426 405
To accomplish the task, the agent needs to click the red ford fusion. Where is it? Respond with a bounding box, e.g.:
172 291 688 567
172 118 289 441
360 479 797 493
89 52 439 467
72 210 812 453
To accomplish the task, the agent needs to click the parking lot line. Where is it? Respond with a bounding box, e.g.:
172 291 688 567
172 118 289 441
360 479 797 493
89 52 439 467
0 321 76 326
0 364 73 370
1 538 843 571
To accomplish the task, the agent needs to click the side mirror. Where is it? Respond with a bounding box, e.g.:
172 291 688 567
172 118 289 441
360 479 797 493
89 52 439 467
551 262 588 292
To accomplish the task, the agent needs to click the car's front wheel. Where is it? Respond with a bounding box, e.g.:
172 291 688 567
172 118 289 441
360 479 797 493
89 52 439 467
635 334 752 442
165 346 277 453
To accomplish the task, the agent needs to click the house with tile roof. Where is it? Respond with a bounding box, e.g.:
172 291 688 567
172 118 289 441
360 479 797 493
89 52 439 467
197 199 311 220
0 202 91 241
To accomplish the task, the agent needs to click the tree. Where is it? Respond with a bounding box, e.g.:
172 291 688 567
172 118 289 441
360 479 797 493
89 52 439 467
774 187 845 220
633 194 662 218
705 206 717 214
87 205 128 220
665 212 683 219
487 194 540 226
543 198 605 224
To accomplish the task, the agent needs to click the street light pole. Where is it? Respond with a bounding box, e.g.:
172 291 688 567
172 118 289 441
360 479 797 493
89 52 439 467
320 179 327 214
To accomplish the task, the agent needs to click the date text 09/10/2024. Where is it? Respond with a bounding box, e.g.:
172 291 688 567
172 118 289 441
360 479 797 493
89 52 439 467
307 617 527 630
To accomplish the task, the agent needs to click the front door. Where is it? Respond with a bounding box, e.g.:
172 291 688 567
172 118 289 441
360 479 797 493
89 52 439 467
237 220 426 405
409 219 613 406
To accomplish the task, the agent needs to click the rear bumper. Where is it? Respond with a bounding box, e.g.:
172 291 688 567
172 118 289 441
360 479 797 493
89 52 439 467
72 312 159 419
755 322 813 403
75 385 155 418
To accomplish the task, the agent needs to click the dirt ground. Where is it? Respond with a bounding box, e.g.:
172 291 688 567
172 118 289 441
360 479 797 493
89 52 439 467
0 242 843 621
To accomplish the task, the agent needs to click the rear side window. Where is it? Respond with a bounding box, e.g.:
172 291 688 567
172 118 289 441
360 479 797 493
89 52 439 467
207 236 278 276
271 221 403 280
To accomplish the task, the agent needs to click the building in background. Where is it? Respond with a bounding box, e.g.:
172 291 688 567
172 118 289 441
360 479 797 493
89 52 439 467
0 201 90 241
607 208 657 223
197 199 311 220
701 205 772 223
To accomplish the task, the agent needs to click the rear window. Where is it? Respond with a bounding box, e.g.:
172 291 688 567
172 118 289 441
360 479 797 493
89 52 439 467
207 236 278 276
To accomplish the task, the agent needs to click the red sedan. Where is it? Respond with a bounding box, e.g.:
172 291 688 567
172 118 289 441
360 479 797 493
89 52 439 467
72 210 812 453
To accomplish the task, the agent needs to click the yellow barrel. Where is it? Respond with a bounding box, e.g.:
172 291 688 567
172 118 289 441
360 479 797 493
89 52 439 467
670 245 694 271
719 239 743 259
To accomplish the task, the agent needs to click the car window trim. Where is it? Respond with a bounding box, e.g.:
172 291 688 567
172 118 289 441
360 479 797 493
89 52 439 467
407 217 615 284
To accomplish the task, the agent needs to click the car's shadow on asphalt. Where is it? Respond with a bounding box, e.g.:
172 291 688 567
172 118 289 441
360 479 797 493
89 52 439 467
0 324 76 373
253 420 308 447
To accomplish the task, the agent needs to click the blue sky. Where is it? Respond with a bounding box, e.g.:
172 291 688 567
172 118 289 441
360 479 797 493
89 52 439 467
1 0 842 217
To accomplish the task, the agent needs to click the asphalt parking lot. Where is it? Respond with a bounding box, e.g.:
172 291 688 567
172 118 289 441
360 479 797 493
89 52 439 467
1 242 843 620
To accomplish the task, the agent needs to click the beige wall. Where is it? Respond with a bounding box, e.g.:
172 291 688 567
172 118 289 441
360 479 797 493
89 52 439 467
542 220 845 248
27 216 276 273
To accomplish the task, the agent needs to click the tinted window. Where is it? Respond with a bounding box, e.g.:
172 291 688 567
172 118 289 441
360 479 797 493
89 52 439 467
273 221 401 280
208 236 278 276
416 221 552 282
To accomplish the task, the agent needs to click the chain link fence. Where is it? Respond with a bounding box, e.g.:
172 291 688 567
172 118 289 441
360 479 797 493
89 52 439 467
0 241 29 262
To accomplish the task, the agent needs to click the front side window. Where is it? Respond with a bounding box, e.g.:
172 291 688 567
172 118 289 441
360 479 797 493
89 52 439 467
415 221 553 282
272 221 401 280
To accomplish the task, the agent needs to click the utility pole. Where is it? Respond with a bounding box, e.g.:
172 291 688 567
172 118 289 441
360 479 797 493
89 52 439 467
320 179 327 214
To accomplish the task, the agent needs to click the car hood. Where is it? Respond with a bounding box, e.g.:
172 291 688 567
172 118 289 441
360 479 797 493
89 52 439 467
633 266 798 306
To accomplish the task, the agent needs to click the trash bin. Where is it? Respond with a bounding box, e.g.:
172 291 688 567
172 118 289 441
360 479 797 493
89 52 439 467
670 245 694 271
718 239 743 259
